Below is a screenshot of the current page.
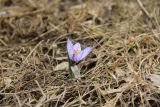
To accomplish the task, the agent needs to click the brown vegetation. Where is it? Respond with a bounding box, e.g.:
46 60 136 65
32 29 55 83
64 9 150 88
0 0 160 106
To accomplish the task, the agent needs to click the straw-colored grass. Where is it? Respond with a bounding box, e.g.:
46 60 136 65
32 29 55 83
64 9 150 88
0 0 160 106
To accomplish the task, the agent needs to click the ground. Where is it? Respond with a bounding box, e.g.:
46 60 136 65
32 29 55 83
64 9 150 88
0 0 160 107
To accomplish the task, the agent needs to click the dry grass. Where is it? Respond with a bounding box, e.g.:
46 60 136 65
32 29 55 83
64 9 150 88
0 0 160 107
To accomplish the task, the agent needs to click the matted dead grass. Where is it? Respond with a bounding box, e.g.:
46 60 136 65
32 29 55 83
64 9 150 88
0 0 160 107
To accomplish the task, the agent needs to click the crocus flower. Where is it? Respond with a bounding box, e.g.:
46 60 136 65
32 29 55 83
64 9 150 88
67 39 92 62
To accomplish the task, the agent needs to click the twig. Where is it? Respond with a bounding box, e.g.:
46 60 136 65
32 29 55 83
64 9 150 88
136 0 151 19
14 94 22 107
34 80 46 107
31 21 66 41
0 8 46 19
23 40 43 63
136 0 156 27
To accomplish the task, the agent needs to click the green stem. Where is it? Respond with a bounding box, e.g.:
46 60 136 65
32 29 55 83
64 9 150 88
68 55 74 78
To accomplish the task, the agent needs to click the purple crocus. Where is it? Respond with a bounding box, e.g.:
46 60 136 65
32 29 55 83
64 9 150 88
67 39 92 62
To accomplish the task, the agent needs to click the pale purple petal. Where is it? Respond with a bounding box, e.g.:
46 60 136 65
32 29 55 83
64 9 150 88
67 39 73 53
67 39 74 59
73 42 81 52
67 39 92 62
72 55 78 62
79 46 92 60
69 53 74 60
72 51 84 62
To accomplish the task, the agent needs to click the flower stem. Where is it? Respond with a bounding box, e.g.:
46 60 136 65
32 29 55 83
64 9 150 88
68 55 74 78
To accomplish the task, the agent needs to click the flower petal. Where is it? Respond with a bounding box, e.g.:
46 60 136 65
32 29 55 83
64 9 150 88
79 46 92 60
72 55 78 62
67 39 74 59
72 51 84 62
67 39 73 53
73 42 81 52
